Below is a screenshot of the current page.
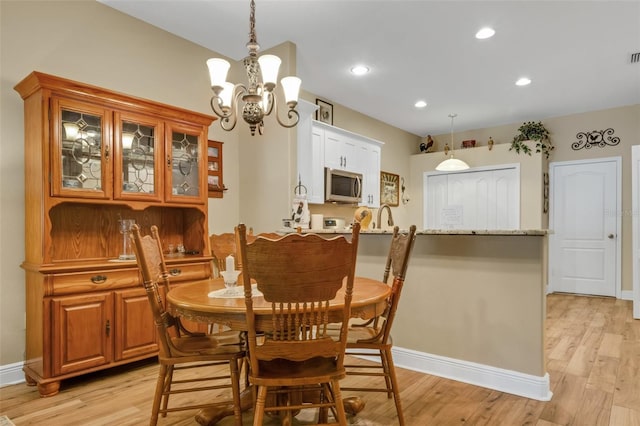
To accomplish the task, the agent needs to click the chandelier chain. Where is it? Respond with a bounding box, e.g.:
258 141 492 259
249 0 257 45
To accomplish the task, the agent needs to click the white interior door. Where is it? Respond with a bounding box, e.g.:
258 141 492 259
549 158 621 297
632 146 640 318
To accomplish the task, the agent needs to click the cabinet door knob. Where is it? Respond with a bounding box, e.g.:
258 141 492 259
169 268 181 276
608 233 615 239
91 275 107 284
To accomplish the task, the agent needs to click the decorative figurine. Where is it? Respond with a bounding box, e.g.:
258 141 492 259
420 135 435 153
444 143 450 156
488 136 494 150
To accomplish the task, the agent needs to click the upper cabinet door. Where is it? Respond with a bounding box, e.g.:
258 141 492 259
324 129 358 172
113 111 164 202
51 98 112 199
164 122 206 204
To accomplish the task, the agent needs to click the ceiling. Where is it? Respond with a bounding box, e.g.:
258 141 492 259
100 0 640 136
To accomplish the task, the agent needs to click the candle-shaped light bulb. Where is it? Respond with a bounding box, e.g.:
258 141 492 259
225 254 235 272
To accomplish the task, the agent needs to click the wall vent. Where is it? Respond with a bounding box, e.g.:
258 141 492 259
632 52 640 63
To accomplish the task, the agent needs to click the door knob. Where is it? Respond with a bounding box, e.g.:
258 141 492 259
608 234 615 239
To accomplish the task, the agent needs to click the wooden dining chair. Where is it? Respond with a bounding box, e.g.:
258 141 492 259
210 231 239 277
341 225 417 426
210 228 280 276
237 222 361 426
130 224 245 426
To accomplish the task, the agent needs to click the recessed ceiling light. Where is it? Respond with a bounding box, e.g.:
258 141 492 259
475 27 495 39
350 65 370 76
516 77 532 86
414 100 427 108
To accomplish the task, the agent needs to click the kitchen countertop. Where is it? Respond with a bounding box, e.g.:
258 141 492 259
279 228 549 236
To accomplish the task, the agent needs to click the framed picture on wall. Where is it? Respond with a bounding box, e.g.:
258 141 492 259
380 171 399 207
316 99 333 125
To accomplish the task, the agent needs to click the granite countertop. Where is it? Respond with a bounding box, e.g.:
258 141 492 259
279 228 549 236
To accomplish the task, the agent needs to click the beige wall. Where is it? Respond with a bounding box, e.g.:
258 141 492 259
409 105 639 293
355 233 547 376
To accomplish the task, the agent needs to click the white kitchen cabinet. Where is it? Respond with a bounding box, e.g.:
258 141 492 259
298 115 384 205
324 128 358 171
296 100 324 204
358 141 381 207
424 166 520 229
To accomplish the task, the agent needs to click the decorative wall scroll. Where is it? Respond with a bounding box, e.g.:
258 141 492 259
543 172 549 214
572 128 620 150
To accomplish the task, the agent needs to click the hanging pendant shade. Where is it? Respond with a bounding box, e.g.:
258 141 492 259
436 155 470 171
436 113 470 171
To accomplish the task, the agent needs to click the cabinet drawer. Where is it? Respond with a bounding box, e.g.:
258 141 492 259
48 268 140 296
165 262 211 283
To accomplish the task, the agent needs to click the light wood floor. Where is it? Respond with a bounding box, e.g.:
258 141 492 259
1 294 639 425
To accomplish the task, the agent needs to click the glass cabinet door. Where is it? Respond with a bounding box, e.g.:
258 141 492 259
165 122 205 204
51 98 111 199
113 112 163 202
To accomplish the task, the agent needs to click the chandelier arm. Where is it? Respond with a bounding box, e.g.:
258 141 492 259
209 96 231 120
270 90 300 128
262 90 275 117
275 107 300 129
211 84 251 131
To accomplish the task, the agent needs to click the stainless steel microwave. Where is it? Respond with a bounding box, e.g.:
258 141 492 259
325 168 362 204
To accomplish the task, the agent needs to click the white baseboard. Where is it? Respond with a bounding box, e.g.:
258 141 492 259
620 290 633 301
0 361 25 388
3 348 555 401
388 346 552 401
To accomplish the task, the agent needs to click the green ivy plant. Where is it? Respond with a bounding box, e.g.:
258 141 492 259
510 121 554 158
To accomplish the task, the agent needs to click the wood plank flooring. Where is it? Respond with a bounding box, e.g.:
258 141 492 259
1 294 638 425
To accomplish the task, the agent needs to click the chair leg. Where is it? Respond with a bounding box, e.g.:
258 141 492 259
229 358 243 426
160 364 174 416
330 379 348 426
384 348 405 426
150 364 168 426
380 349 393 398
253 385 268 426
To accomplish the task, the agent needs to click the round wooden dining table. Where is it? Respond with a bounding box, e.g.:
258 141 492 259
167 276 391 332
165 276 391 425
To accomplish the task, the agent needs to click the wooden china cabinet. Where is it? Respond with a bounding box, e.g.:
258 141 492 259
15 72 215 397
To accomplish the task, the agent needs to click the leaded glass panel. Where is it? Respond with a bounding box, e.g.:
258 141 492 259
171 131 200 197
121 121 156 194
61 109 102 190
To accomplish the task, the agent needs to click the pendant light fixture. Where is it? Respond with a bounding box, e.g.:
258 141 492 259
436 113 470 171
206 0 301 136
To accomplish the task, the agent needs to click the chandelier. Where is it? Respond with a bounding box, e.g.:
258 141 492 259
436 113 470 171
206 0 301 136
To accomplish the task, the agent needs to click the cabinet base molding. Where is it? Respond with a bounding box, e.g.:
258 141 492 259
23 354 158 397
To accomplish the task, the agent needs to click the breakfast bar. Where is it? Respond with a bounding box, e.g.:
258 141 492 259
303 228 551 401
